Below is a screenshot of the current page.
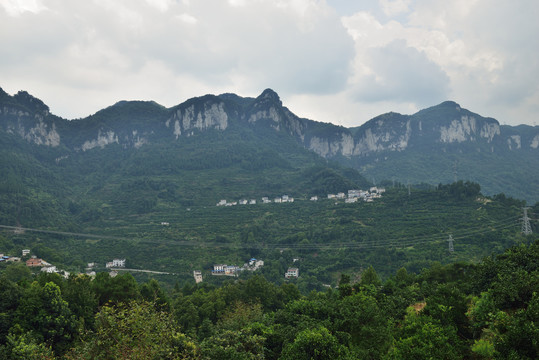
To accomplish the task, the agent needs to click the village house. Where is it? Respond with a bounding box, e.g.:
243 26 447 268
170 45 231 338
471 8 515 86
193 270 203 283
106 258 126 268
249 199 257 205
246 258 264 270
212 264 226 274
285 267 299 279
261 197 271 204
26 256 43 267
225 265 239 275
22 249 30 257
239 199 248 205
310 196 318 201
41 266 57 273
217 199 227 206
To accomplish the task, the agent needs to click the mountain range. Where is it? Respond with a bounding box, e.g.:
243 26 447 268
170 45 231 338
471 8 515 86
1 86 537 204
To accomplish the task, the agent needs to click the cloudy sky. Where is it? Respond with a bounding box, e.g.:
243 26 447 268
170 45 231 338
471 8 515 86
1 0 537 127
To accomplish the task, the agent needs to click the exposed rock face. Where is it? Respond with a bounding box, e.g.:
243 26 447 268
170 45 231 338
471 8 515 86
20 118 60 147
0 87 537 161
170 101 228 138
531 135 539 149
438 116 500 143
81 131 119 151
507 135 521 150
440 116 477 143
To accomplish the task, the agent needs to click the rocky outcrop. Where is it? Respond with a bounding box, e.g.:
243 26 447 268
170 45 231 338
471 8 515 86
1 87 537 160
169 100 228 138
81 130 118 151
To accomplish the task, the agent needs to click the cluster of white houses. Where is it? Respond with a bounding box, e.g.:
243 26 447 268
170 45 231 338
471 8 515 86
210 258 265 277
192 258 265 282
217 188 385 207
0 249 71 278
105 258 126 268
217 195 294 207
327 187 386 203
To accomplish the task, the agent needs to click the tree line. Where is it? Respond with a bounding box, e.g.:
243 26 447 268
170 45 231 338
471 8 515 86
1 237 538 359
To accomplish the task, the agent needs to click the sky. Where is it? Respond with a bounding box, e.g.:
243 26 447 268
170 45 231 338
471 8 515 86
0 0 537 127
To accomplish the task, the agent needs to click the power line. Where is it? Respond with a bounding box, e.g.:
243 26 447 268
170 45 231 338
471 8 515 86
0 216 521 251
521 207 533 235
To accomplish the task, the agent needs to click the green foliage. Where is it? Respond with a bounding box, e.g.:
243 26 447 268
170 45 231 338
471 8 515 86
386 307 462 360
280 327 351 360
0 240 537 358
14 281 78 355
91 272 140 306
360 265 382 287
67 301 198 359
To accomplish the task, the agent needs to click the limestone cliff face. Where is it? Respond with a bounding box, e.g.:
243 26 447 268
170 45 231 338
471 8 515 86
1 87 538 160
169 100 228 138
80 130 118 151
0 105 60 147
246 89 307 139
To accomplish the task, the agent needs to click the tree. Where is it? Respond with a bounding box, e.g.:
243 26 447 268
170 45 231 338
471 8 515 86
14 281 78 355
1 262 32 283
360 266 381 287
280 327 351 360
92 272 140 306
0 277 21 344
385 307 462 360
66 301 198 359
64 274 98 330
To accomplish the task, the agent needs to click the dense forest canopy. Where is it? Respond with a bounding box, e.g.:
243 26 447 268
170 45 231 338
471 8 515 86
0 237 538 359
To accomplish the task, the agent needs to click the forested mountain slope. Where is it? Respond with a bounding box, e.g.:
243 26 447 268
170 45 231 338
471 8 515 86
1 86 538 203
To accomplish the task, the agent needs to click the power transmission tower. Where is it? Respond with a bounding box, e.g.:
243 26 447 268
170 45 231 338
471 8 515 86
447 234 454 253
453 160 458 182
521 207 532 235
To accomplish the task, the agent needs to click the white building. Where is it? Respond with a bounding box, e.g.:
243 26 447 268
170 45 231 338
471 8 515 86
310 196 318 201
22 249 30 257
239 199 248 205
249 199 257 205
217 200 227 206
106 258 126 268
285 267 299 279
41 266 57 273
193 270 203 283
213 264 226 273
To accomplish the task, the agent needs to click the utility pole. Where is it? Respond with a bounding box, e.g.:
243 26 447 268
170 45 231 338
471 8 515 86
447 234 454 253
521 207 532 235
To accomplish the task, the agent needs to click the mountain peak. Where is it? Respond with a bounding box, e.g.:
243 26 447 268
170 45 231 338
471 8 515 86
438 100 461 108
13 90 50 114
256 88 282 106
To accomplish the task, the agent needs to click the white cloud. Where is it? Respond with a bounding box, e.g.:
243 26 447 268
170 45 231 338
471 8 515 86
379 0 411 17
0 0 47 16
0 0 537 126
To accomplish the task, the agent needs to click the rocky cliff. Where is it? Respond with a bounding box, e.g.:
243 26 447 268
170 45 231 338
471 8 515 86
1 86 538 202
